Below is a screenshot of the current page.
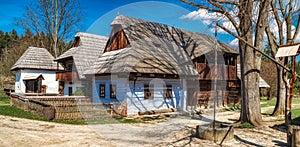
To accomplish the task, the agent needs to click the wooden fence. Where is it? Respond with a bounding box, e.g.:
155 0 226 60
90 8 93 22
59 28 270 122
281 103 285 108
10 94 128 120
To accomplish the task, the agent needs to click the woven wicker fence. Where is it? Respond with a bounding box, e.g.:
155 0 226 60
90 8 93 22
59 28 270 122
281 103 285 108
10 95 128 120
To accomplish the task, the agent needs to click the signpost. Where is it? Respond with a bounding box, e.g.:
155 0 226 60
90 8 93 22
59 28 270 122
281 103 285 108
275 43 300 146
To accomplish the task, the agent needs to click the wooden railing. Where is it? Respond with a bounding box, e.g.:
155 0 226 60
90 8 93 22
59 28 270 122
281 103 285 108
195 63 237 80
56 71 79 81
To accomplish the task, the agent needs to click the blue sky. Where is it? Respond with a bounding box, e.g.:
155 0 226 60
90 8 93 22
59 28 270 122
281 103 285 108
0 0 233 44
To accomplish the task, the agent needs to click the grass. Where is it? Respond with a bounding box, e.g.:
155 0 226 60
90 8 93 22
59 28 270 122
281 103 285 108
236 122 255 129
0 97 9 105
261 97 300 115
0 89 46 121
260 97 277 107
223 105 240 112
0 105 46 120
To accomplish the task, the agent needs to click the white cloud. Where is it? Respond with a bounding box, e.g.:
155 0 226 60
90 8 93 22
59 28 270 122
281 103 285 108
229 38 239 48
180 9 237 34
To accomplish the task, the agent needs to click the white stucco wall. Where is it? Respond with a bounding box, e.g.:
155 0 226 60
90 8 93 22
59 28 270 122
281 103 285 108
92 75 185 115
14 69 59 94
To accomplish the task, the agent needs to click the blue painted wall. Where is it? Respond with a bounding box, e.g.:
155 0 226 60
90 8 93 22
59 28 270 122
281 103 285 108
92 76 185 114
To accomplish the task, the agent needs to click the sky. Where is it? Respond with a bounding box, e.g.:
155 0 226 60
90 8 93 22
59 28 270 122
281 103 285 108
0 0 232 44
0 0 203 33
1 0 298 48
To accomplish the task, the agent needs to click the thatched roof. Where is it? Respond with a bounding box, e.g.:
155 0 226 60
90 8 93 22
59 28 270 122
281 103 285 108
237 64 270 88
11 47 63 71
55 32 108 79
88 15 237 76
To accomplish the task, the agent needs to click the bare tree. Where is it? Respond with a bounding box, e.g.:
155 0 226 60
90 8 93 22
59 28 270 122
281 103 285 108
181 0 271 126
265 0 300 116
17 0 83 57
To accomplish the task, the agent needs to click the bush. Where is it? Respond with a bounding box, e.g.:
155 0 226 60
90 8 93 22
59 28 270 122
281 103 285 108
73 87 85 96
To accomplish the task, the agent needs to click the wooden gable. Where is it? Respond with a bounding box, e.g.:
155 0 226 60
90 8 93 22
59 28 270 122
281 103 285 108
104 24 130 52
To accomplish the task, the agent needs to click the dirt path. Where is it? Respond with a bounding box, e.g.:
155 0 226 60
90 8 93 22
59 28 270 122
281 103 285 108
0 108 288 146
0 116 113 147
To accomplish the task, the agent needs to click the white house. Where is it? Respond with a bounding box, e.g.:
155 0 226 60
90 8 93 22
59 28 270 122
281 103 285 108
11 47 63 95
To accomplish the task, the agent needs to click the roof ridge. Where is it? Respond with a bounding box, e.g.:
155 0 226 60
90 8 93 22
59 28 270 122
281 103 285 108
75 32 108 39
11 46 63 71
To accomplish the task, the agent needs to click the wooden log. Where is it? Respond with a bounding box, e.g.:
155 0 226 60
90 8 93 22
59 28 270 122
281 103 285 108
138 108 177 116
288 125 300 147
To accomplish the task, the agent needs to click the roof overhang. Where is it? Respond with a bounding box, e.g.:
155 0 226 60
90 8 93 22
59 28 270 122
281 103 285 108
275 44 300 57
23 74 44 81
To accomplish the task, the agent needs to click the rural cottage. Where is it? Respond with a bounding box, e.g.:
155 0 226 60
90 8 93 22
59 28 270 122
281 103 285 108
11 47 63 95
85 15 240 115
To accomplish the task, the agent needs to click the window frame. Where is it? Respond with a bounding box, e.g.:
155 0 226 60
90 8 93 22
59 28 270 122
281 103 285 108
144 84 154 100
110 84 117 99
99 84 106 98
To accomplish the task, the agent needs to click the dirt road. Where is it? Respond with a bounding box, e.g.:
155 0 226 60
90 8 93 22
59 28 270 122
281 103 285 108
0 110 287 147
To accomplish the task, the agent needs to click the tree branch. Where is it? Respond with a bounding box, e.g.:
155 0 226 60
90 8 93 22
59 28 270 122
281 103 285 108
211 0 239 5
208 0 240 34
216 23 291 72
180 0 240 35
265 24 279 57
292 12 300 43
271 0 284 44
180 0 223 13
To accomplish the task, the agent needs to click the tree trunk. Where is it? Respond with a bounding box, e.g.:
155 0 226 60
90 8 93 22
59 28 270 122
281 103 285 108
239 0 269 126
272 59 287 116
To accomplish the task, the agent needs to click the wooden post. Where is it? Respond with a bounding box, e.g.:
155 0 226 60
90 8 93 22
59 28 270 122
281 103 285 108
288 125 300 147
287 56 297 145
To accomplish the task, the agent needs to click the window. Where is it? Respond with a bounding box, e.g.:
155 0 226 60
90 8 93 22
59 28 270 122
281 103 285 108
68 87 73 96
99 84 105 98
66 63 73 71
110 84 117 99
164 85 173 99
25 80 38 93
144 84 154 100
224 56 235 65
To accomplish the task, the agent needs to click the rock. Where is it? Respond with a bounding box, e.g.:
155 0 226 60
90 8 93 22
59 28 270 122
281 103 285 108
196 123 234 143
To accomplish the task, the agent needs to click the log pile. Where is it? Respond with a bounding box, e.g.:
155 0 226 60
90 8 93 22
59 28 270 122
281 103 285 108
138 108 177 116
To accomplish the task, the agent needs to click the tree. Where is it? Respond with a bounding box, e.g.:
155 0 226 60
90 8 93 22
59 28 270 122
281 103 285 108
265 0 300 116
16 0 83 57
181 0 271 126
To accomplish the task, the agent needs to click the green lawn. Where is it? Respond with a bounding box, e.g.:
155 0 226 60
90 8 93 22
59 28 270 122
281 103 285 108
260 97 277 107
261 97 300 125
261 97 300 108
0 89 46 121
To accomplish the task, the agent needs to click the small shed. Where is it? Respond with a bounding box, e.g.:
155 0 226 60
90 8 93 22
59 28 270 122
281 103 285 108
11 47 63 94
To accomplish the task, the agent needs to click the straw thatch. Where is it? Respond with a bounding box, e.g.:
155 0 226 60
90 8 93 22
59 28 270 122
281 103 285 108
11 47 63 71
55 32 108 79
89 15 238 76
